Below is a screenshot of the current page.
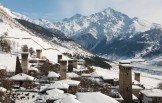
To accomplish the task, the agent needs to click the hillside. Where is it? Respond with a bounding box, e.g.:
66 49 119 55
0 4 92 65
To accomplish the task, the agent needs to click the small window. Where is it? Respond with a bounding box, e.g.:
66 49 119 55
158 97 161 101
126 87 129 91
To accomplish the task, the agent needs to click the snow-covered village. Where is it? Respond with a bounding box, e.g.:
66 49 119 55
1 1 162 103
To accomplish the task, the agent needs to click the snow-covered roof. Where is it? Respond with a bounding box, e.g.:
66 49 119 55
58 79 80 86
91 71 100 77
81 73 91 77
67 72 79 78
0 87 6 92
132 94 138 100
76 92 119 103
78 59 85 62
121 59 145 62
48 71 60 78
47 82 69 89
140 89 162 97
55 96 81 103
100 72 117 80
46 89 64 95
9 73 34 81
132 80 140 85
0 65 6 70
28 67 38 71
119 64 132 68
81 72 100 78
119 60 131 64
45 93 76 100
132 85 143 90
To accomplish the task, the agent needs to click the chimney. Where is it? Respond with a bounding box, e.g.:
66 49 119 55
119 61 132 103
21 53 29 74
59 60 67 80
73 59 78 69
57 55 62 63
68 60 73 72
134 72 140 82
36 49 42 59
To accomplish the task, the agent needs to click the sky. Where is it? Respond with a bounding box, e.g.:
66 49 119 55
0 0 162 24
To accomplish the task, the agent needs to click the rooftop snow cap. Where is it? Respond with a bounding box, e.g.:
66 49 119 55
76 92 119 103
9 73 34 81
48 71 60 78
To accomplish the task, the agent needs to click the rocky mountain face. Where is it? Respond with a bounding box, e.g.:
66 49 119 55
95 29 162 60
12 6 162 60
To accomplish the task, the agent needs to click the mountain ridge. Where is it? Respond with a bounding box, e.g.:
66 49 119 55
3 4 162 60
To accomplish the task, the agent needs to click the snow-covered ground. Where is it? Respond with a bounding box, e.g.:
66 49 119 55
92 63 162 89
0 52 16 72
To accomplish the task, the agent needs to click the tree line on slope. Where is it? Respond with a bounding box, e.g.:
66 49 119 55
0 32 11 53
63 52 112 69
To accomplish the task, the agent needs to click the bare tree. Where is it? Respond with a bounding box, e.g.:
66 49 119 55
0 32 10 52
2 39 11 53
39 59 59 75
21 44 28 52
0 32 7 47
79 78 99 92
40 59 50 75
158 82 162 90
29 47 35 55
1 79 13 103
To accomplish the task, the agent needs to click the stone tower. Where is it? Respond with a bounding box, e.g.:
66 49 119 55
36 49 42 59
73 59 78 69
57 55 62 63
119 61 132 103
21 53 29 74
60 60 67 80
68 60 73 72
134 72 140 82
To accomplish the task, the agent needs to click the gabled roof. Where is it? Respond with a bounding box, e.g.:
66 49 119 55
76 92 119 103
55 96 81 103
47 82 69 89
48 71 60 78
67 72 79 78
9 73 34 81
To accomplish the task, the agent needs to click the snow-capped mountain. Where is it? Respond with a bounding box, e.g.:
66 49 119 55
0 4 92 63
52 8 160 50
8 4 162 60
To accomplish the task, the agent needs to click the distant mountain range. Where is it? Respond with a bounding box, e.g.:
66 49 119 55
7 5 162 60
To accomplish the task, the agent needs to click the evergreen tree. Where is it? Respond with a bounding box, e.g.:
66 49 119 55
15 56 23 74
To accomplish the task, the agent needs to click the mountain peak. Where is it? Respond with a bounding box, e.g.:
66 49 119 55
63 13 83 21
102 7 118 14
73 13 83 17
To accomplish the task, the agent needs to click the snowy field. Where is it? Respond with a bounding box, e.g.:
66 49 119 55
93 62 162 89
